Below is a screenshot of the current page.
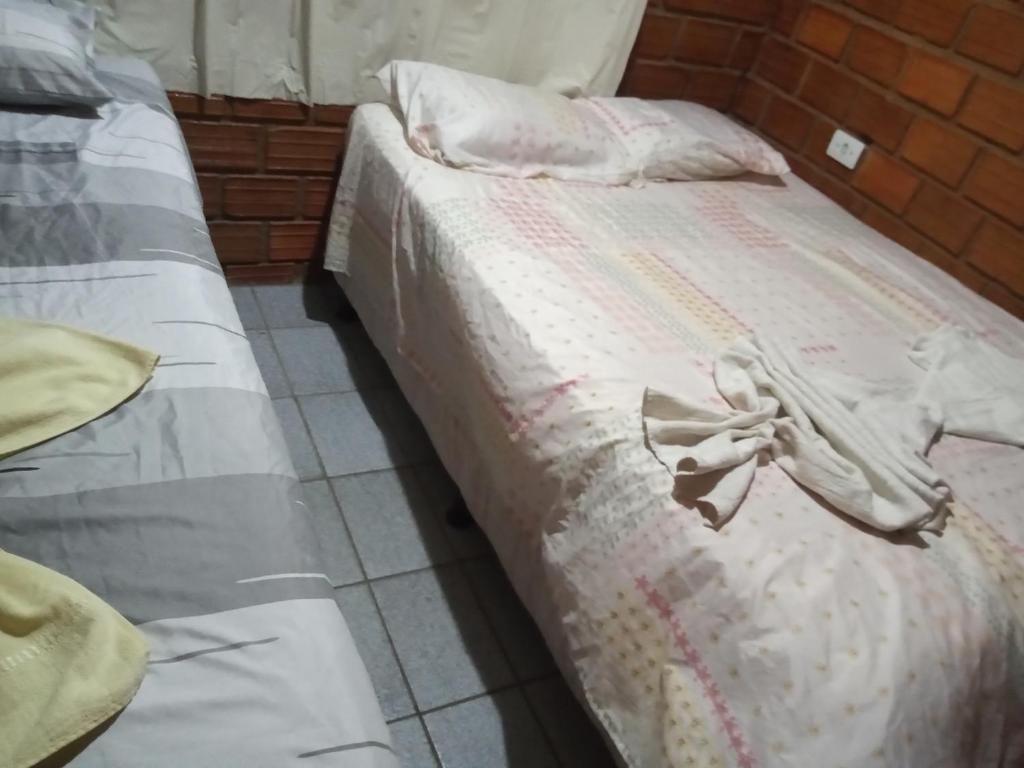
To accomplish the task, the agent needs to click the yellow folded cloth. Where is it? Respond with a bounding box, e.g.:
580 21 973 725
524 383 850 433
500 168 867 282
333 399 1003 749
0 318 158 459
0 550 148 768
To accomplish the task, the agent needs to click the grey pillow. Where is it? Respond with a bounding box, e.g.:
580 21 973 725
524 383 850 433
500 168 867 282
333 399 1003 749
0 0 112 107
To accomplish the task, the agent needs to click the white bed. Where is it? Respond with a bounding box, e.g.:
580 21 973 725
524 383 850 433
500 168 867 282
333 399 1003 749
326 103 1024 768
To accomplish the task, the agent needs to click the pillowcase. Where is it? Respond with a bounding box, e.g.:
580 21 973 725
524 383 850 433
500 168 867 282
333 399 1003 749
0 0 112 107
376 60 633 185
581 97 790 181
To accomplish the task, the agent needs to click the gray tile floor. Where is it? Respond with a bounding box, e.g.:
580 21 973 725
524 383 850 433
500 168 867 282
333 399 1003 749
230 281 616 768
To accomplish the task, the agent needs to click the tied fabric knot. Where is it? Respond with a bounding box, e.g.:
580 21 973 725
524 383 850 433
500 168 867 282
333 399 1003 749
642 327 1024 532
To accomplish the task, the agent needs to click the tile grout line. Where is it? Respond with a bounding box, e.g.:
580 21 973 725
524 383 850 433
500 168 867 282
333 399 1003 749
255 295 568 764
322 464 438 759
453 556 568 767
250 288 441 762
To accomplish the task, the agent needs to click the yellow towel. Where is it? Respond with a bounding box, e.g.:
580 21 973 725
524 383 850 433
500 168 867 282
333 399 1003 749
0 550 148 768
0 318 158 459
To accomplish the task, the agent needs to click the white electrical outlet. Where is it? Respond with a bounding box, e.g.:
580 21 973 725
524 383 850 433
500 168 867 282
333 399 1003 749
826 128 866 170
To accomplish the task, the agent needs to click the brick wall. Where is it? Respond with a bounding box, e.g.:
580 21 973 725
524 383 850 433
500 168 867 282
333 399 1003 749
618 0 776 108
171 3 1024 319
733 0 1024 318
169 93 352 282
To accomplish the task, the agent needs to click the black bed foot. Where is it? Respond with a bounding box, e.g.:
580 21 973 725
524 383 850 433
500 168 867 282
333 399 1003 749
446 496 475 529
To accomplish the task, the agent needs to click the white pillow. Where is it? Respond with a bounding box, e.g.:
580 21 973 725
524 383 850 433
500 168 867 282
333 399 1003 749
581 97 790 181
375 60 634 185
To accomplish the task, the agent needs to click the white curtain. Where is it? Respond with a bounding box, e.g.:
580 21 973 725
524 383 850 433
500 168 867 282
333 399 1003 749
90 0 645 104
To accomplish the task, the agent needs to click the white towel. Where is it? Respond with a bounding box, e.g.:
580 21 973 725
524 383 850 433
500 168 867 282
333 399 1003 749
642 327 1024 532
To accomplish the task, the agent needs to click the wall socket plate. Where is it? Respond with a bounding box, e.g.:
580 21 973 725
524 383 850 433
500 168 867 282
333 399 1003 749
826 128 866 170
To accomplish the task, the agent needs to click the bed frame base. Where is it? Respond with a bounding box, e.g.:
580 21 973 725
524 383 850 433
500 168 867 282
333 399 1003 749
445 496 475 529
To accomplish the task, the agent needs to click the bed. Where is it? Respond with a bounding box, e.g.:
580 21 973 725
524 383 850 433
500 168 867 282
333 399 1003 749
0 58 396 767
326 103 1024 767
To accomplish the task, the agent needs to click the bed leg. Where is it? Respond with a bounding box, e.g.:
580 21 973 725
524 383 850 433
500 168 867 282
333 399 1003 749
446 496 475 529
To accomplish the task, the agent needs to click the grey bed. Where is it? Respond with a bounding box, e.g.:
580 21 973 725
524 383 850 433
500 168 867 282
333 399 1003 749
0 56 397 767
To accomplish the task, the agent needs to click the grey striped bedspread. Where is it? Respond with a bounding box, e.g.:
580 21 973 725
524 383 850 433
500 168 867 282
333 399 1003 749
0 57 397 768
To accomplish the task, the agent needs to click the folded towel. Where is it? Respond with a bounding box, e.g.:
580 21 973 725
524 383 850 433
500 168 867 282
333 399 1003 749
1 550 148 768
643 327 1024 532
0 318 158 459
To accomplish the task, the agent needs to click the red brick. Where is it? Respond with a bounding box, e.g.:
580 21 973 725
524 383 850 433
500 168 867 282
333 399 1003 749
302 178 334 219
845 88 913 152
167 91 201 117
774 0 805 34
966 220 1024 295
958 79 1024 153
619 62 687 99
266 127 345 173
799 62 859 122
894 0 972 46
860 204 923 252
845 26 906 87
912 239 962 278
796 5 854 60
203 95 229 117
675 19 737 66
804 119 855 180
922 249 988 294
662 0 772 24
947 260 989 295
760 96 813 150
230 98 308 123
684 70 739 110
852 150 921 213
842 0 900 23
224 263 303 283
963 153 1024 227
181 122 262 172
732 79 772 124
957 6 1024 75
635 13 681 59
898 51 973 116
981 281 1024 319
223 176 300 219
210 222 266 264
269 222 321 262
904 183 983 253
197 174 222 219
756 38 810 93
312 104 354 126
901 117 979 187
730 30 762 71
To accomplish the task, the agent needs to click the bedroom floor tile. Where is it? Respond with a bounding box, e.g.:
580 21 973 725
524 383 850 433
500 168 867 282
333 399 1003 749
249 331 290 398
299 391 404 476
334 584 416 722
388 717 439 767
255 284 615 767
423 689 558 768
370 388 436 465
464 558 556 682
229 285 265 330
271 397 322 480
271 325 391 396
372 565 514 712
254 281 345 328
300 480 363 587
332 468 454 580
524 677 617 768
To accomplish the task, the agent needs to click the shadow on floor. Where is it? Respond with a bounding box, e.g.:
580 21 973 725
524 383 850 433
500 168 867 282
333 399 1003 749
292 276 616 767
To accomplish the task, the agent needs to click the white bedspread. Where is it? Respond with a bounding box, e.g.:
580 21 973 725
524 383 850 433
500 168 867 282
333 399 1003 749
326 104 1024 768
